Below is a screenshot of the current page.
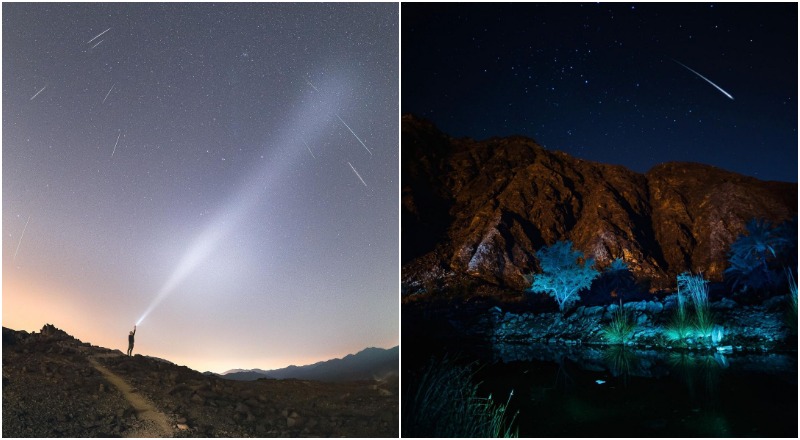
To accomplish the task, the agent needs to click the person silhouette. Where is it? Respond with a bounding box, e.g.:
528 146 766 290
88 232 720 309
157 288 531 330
127 325 136 356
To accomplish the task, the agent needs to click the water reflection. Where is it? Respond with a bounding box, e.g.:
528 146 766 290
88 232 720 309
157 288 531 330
602 345 638 385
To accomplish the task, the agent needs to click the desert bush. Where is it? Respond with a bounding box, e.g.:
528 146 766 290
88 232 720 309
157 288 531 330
402 358 518 438
725 219 792 293
529 241 599 312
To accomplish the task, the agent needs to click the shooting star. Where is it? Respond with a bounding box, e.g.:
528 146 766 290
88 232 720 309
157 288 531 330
29 85 46 101
13 215 31 263
336 113 372 155
102 83 115 104
111 131 121 157
303 140 316 159
672 59 735 100
86 27 111 44
347 161 368 187
91 39 105 49
304 78 320 92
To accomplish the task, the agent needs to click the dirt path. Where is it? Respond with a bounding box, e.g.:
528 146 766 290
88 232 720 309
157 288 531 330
88 354 174 438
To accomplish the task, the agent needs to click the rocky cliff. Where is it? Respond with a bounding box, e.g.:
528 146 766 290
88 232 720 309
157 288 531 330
402 114 797 293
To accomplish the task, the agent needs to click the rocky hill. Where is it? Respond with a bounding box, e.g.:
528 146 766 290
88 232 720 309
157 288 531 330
2 324 397 437
402 114 797 293
222 346 399 382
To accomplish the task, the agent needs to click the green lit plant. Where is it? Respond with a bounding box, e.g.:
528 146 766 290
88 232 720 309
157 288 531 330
402 358 518 438
678 272 714 338
601 301 635 344
664 283 694 342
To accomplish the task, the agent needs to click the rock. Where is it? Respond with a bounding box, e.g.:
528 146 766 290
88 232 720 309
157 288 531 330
717 345 733 354
176 417 187 424
177 423 189 431
98 383 105 393
636 314 648 325
712 297 738 310
762 295 786 311
287 417 299 428
645 301 663 314
235 402 250 414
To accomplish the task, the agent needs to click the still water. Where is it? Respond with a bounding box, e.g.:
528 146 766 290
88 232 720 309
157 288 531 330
472 345 797 437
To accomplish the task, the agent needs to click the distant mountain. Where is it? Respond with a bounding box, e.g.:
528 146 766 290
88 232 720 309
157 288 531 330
402 114 797 292
220 346 399 382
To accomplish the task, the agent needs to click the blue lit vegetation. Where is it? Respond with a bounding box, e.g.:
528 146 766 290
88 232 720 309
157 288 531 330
529 240 599 313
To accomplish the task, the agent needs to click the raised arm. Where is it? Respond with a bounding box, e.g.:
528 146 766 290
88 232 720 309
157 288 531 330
132 325 136 335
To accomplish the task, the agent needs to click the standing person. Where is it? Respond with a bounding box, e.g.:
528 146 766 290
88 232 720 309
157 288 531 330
127 325 136 356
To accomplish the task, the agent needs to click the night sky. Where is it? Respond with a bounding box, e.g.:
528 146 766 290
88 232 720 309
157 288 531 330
3 3 398 373
403 3 798 183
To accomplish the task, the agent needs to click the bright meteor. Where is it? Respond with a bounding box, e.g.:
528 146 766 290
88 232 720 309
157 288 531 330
672 59 735 100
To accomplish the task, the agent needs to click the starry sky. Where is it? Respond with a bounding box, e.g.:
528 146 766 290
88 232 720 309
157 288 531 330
3 3 398 373
403 2 798 183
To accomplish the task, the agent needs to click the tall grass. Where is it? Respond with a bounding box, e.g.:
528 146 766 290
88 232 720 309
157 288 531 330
679 272 714 338
402 358 518 438
664 283 694 342
601 301 635 344
666 272 715 342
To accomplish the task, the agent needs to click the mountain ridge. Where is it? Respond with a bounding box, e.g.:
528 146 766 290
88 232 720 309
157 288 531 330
401 114 797 292
220 346 399 382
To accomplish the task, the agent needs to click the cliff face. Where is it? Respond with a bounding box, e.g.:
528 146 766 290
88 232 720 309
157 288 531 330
401 114 797 292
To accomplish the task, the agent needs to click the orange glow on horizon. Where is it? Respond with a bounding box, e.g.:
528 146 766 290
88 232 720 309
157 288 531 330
3 273 396 374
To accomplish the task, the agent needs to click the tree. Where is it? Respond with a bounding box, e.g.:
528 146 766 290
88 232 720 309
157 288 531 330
593 258 637 300
529 240 599 312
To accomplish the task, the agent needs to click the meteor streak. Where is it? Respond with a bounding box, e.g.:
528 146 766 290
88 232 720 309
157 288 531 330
91 39 104 49
13 216 31 263
347 161 367 187
87 27 111 44
305 78 320 92
303 140 316 159
29 85 46 101
336 113 372 155
102 83 115 104
672 59 734 100
112 131 121 157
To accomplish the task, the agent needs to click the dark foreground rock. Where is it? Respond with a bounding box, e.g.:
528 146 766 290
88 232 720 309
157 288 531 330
2 325 398 437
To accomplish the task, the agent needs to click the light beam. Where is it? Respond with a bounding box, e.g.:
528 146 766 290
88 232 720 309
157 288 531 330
136 73 353 326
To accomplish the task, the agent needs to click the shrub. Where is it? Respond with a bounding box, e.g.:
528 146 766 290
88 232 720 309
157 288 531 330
601 301 635 344
529 241 599 312
402 358 518 438
725 219 788 293
593 258 637 300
